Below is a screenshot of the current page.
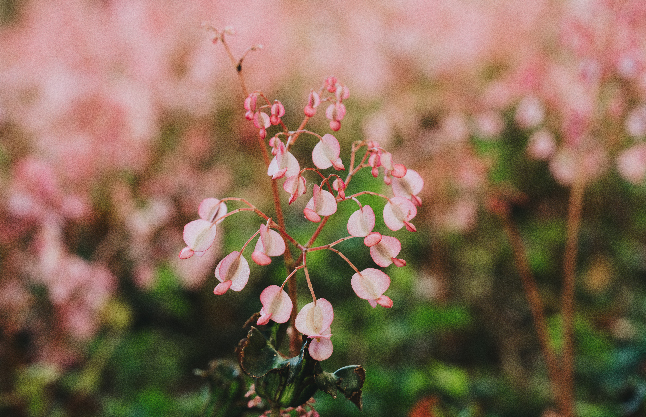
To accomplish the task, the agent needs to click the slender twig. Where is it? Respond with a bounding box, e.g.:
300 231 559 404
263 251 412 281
499 210 564 410
560 176 586 417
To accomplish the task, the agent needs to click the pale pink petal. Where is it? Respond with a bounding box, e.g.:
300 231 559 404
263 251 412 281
617 143 646 184
251 250 271 266
214 280 233 295
198 198 227 222
351 268 391 303
347 205 375 237
309 332 333 361
391 169 424 201
312 134 344 170
214 251 250 291
369 236 401 267
179 247 194 259
258 285 292 324
295 298 334 337
305 185 337 218
383 197 417 231
268 143 300 179
284 175 307 204
183 219 217 255
304 207 321 223
364 232 382 247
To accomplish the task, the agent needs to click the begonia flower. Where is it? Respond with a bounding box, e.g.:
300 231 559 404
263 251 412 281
295 298 334 361
304 90 320 117
270 100 285 125
312 134 344 170
304 185 337 222
383 197 417 232
257 285 292 325
283 174 307 204
325 102 346 131
251 224 286 265
347 205 375 237
214 251 250 295
180 198 227 258
267 142 300 180
332 178 346 199
391 169 424 207
367 235 405 267
351 268 393 308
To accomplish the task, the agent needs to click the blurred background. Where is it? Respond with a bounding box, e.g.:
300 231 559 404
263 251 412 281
3 0 646 416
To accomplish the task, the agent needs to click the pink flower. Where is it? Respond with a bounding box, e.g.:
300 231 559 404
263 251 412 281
214 251 250 295
180 198 227 258
270 100 285 125
383 197 417 232
347 205 375 237
267 142 300 180
366 234 405 268
325 102 346 131
304 185 337 222
251 224 286 265
257 285 292 325
312 134 344 170
391 169 424 207
283 174 307 204
617 143 646 184
351 268 393 308
295 298 334 361
304 90 320 117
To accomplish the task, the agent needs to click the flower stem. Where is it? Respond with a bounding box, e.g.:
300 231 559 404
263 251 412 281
560 176 585 417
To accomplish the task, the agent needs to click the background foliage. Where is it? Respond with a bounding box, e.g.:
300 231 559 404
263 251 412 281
2 0 646 416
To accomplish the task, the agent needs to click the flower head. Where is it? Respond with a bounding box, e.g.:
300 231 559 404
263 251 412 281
257 285 292 325
296 298 334 361
351 268 393 308
214 251 250 295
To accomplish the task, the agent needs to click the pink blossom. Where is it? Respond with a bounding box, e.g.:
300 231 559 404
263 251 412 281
180 198 227 258
368 235 404 267
304 90 321 117
257 285 292 325
304 185 337 222
347 205 375 237
295 298 334 361
312 134 344 170
383 197 417 232
270 100 285 125
391 169 424 206
527 130 557 160
251 224 286 265
284 174 307 204
351 268 393 308
214 251 250 295
267 142 300 180
617 143 646 184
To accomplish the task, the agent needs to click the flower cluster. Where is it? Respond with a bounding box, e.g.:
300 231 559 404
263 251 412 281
181 77 423 362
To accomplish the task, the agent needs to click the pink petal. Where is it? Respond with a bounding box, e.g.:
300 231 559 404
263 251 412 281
252 250 271 265
179 247 194 259
312 134 343 170
369 236 401 267
347 205 375 237
383 197 417 231
268 144 300 179
284 175 307 204
304 207 321 223
391 169 424 200
295 298 334 337
306 185 337 217
215 251 250 291
214 280 233 295
351 268 391 301
259 285 292 324
363 232 382 247
183 219 217 254
261 227 286 257
309 334 333 361
377 295 393 308
198 198 227 222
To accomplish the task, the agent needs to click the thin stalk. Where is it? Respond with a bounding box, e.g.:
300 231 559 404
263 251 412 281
500 211 564 410
560 176 586 417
